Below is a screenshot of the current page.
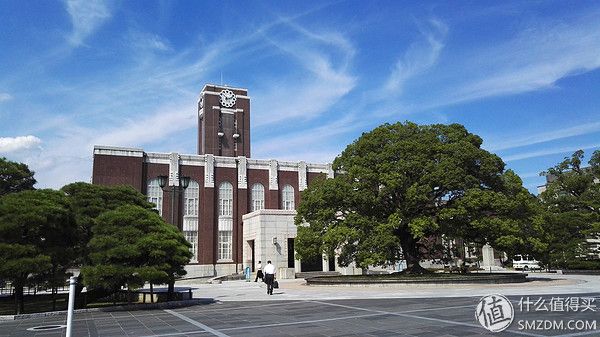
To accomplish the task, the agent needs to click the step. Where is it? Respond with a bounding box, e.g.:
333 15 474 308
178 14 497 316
295 271 341 279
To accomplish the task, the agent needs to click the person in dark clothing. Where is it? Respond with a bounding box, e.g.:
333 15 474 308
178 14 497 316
263 260 276 295
254 260 263 282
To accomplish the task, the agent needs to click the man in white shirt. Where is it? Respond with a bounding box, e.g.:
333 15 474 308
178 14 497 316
263 260 276 295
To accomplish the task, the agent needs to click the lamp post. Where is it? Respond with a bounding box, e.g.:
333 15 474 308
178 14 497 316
157 175 190 228
65 269 80 337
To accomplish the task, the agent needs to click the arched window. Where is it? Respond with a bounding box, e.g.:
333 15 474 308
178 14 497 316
218 182 233 260
183 180 200 262
147 178 164 216
281 184 295 210
250 183 265 212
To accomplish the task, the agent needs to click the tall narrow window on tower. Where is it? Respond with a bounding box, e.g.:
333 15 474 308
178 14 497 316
218 182 233 260
147 178 164 215
183 180 200 262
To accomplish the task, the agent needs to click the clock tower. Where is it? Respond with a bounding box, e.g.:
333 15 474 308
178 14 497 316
197 84 251 157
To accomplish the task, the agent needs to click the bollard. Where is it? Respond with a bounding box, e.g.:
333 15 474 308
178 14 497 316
65 276 76 337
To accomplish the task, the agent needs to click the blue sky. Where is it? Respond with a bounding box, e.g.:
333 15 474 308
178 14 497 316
1 1 600 193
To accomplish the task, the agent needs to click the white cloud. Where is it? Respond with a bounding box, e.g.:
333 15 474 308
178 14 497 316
91 104 195 148
503 143 600 162
0 93 12 102
253 114 362 162
384 18 448 94
487 121 600 151
127 31 172 52
0 135 42 153
252 22 357 127
65 0 111 46
22 102 197 189
440 11 600 106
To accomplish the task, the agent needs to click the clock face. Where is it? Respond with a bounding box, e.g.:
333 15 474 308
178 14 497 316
219 89 236 108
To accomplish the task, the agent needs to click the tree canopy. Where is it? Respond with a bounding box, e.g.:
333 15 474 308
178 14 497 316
0 157 36 196
295 122 538 272
61 182 156 265
82 205 191 297
539 150 600 268
0 189 76 314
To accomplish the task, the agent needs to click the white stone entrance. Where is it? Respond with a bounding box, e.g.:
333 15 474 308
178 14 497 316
242 209 299 279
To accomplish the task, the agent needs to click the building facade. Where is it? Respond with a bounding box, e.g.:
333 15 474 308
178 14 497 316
92 84 333 277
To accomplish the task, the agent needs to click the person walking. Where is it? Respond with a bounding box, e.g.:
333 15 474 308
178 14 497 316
254 260 263 282
263 260 276 295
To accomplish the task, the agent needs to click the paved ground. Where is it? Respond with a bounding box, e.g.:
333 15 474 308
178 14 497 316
3 273 600 336
177 272 596 302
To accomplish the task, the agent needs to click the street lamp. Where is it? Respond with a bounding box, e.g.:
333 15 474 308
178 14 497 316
180 176 191 189
157 175 191 227
157 175 167 189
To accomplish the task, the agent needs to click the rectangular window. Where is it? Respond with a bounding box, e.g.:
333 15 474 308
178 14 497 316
252 198 264 212
184 230 198 262
185 198 198 216
183 216 198 262
219 198 232 216
218 230 233 260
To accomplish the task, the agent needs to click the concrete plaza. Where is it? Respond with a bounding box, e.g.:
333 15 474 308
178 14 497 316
2 273 600 336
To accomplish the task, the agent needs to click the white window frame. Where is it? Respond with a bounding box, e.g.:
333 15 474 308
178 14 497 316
281 184 295 210
147 178 164 216
218 182 234 261
250 183 265 212
183 180 200 262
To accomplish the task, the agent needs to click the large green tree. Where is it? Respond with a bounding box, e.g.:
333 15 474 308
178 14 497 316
61 182 156 265
0 189 76 314
0 157 36 196
82 205 191 300
539 150 600 268
295 122 538 273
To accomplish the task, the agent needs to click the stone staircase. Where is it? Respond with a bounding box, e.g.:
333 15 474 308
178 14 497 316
295 271 341 279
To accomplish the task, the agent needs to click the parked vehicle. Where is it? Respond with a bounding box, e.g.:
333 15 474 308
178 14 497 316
512 254 541 270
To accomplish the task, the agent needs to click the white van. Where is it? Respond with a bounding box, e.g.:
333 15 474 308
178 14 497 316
513 254 541 270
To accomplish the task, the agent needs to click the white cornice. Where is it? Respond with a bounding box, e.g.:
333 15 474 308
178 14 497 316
307 163 329 173
93 147 331 173
214 156 237 168
204 91 250 100
180 154 206 166
247 159 270 170
278 161 299 172
201 83 248 93
145 152 170 164
242 209 297 220
94 146 144 157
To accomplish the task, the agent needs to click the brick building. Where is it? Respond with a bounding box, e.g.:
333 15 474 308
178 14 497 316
92 84 333 277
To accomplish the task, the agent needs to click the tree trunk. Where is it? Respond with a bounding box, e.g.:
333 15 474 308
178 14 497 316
400 234 430 275
150 283 154 303
14 284 24 315
51 287 56 311
167 278 175 301
403 254 429 274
